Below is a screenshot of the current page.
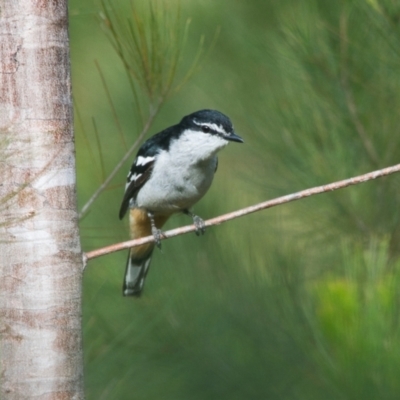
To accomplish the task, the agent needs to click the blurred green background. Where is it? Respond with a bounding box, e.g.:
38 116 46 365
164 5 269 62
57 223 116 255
70 0 400 398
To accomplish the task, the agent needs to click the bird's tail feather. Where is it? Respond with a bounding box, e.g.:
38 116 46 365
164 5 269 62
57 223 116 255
123 249 153 297
123 209 170 297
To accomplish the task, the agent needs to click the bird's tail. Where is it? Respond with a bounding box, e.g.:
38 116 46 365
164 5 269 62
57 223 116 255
123 248 154 297
123 209 169 297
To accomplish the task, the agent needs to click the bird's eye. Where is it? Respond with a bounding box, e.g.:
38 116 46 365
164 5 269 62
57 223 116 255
202 126 210 133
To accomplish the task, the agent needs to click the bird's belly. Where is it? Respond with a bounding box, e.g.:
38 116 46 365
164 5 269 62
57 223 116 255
134 159 216 214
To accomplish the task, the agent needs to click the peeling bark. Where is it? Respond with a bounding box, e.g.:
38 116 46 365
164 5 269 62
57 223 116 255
0 1 84 398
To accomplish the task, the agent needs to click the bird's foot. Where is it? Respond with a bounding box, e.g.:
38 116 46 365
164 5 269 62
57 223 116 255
184 210 206 236
151 226 164 249
147 212 164 249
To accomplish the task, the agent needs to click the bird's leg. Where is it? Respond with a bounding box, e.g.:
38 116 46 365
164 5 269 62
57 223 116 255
147 211 163 249
183 209 206 236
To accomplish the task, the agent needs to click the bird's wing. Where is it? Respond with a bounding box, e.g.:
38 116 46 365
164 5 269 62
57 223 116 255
119 156 155 220
119 124 179 220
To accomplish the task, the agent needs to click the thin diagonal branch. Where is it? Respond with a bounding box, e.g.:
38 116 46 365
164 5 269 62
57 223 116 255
84 162 400 263
78 106 159 219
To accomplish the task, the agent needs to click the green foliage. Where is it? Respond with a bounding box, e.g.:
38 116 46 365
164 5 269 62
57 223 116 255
315 239 400 398
99 0 209 124
77 0 213 218
70 0 400 398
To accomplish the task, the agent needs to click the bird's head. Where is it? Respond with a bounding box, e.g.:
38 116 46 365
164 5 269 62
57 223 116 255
180 109 244 144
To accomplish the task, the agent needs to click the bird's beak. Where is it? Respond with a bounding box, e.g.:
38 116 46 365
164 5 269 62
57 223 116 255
226 132 244 143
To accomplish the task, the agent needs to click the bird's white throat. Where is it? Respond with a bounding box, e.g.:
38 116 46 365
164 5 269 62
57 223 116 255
170 129 229 163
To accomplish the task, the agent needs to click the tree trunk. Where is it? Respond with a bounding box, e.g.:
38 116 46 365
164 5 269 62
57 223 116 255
0 0 84 398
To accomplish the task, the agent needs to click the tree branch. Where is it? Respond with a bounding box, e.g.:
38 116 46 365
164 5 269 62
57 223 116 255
84 163 400 263
78 106 159 219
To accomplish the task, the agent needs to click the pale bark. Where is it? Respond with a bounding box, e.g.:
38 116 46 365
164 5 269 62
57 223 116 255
0 1 84 399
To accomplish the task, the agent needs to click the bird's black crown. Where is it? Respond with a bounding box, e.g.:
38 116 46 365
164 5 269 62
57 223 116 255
180 109 234 135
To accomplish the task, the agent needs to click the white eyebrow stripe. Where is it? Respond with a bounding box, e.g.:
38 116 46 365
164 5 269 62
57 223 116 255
136 155 155 166
193 120 226 135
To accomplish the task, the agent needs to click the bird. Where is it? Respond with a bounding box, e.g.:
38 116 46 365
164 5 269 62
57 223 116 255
119 109 243 297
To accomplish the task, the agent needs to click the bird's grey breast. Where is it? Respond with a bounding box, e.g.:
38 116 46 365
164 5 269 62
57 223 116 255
135 149 217 213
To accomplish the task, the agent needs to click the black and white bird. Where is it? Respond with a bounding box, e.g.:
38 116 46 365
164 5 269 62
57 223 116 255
119 109 243 297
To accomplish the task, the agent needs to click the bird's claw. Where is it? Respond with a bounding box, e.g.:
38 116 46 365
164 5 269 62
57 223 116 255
148 212 164 249
151 226 164 249
192 215 206 236
184 210 206 236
